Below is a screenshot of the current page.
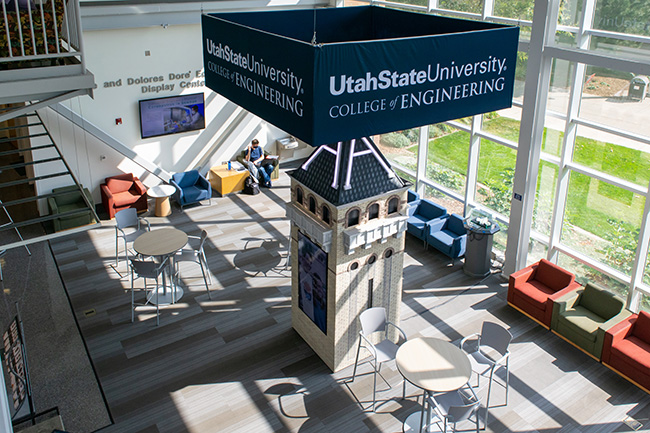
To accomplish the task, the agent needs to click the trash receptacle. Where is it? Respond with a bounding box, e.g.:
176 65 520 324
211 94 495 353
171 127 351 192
629 76 649 101
463 210 500 278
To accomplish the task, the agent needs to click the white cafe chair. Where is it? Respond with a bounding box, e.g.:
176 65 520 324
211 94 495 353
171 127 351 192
175 230 211 299
115 208 150 267
129 257 168 326
459 321 512 429
351 307 407 412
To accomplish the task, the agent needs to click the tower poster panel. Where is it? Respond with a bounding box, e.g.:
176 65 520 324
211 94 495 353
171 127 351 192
298 231 327 334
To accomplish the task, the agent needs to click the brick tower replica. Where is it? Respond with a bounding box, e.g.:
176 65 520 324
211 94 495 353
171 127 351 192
286 137 410 372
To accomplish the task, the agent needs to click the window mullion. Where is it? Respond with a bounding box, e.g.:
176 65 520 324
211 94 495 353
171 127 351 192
464 115 481 217
415 126 429 197
629 184 650 312
504 0 560 275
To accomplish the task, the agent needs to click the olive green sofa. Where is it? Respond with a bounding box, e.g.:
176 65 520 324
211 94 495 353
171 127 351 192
551 282 632 360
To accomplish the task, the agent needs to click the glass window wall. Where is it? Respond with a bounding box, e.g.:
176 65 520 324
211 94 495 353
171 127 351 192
375 129 419 173
475 139 517 218
561 171 643 277
426 123 468 196
578 66 650 138
438 0 482 14
348 0 650 312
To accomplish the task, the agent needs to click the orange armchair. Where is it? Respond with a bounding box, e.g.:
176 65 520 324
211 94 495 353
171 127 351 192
100 173 148 219
602 311 650 393
507 259 581 329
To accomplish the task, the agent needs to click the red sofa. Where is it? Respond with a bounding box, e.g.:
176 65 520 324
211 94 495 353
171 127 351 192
508 259 581 329
100 173 148 219
602 311 650 393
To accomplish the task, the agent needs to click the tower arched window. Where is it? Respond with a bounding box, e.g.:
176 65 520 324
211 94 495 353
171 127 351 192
296 187 303 205
388 197 399 215
322 205 331 225
347 208 360 227
368 203 379 220
309 196 317 214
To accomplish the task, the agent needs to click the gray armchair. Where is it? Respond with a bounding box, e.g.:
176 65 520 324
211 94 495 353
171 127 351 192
48 185 96 232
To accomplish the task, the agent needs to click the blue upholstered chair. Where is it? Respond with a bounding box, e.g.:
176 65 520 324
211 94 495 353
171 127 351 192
407 189 420 206
170 170 211 210
427 213 467 259
407 199 448 246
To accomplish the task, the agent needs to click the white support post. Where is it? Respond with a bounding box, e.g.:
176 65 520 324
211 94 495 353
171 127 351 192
503 0 560 275
464 115 482 217
482 0 494 20
416 126 429 197
629 184 650 312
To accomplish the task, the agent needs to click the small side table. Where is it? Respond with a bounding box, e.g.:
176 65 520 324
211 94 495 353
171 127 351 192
209 164 249 196
148 184 176 217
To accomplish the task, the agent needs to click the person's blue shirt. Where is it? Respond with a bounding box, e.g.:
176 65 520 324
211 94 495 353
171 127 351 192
249 145 263 162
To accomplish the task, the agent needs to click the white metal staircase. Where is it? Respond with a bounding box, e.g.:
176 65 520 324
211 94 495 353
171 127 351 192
0 109 99 251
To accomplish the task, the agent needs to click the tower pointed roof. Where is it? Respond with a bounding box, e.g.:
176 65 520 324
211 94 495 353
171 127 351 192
289 137 409 206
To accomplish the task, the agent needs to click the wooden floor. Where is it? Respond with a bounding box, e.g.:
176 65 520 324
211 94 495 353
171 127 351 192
46 169 650 433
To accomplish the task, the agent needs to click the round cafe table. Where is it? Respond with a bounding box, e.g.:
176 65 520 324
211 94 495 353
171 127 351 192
396 337 472 433
133 228 188 305
147 184 176 217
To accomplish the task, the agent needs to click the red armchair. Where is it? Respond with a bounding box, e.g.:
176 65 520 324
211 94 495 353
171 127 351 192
100 173 148 219
508 259 581 329
602 311 650 393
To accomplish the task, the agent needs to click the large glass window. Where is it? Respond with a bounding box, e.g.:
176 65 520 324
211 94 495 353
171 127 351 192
558 254 630 299
541 119 565 158
376 128 419 173
423 185 464 215
482 110 521 142
645 251 650 287
572 125 650 188
578 66 650 139
426 123 468 196
528 238 550 266
547 59 575 116
438 0 482 14
593 0 650 37
475 139 517 218
341 0 650 311
561 171 643 276
533 161 558 236
493 0 534 21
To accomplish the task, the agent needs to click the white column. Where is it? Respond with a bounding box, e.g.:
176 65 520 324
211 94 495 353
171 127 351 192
464 115 482 217
482 0 494 20
503 0 560 275
416 126 429 197
629 183 650 311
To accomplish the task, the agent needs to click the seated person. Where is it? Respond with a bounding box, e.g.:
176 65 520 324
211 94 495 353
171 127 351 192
245 139 274 188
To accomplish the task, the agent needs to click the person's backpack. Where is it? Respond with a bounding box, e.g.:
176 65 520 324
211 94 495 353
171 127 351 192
243 175 260 195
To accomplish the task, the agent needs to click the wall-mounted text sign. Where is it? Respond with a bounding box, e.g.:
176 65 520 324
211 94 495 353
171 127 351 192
103 69 206 94
202 6 519 146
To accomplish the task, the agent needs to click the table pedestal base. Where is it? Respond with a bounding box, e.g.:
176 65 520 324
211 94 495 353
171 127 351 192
154 196 172 217
147 286 184 305
403 411 442 433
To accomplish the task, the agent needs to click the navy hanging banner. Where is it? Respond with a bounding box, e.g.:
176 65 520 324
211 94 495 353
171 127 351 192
202 7 519 146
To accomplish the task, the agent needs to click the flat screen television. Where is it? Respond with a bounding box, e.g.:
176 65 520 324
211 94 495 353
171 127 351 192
138 93 205 139
298 231 328 334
